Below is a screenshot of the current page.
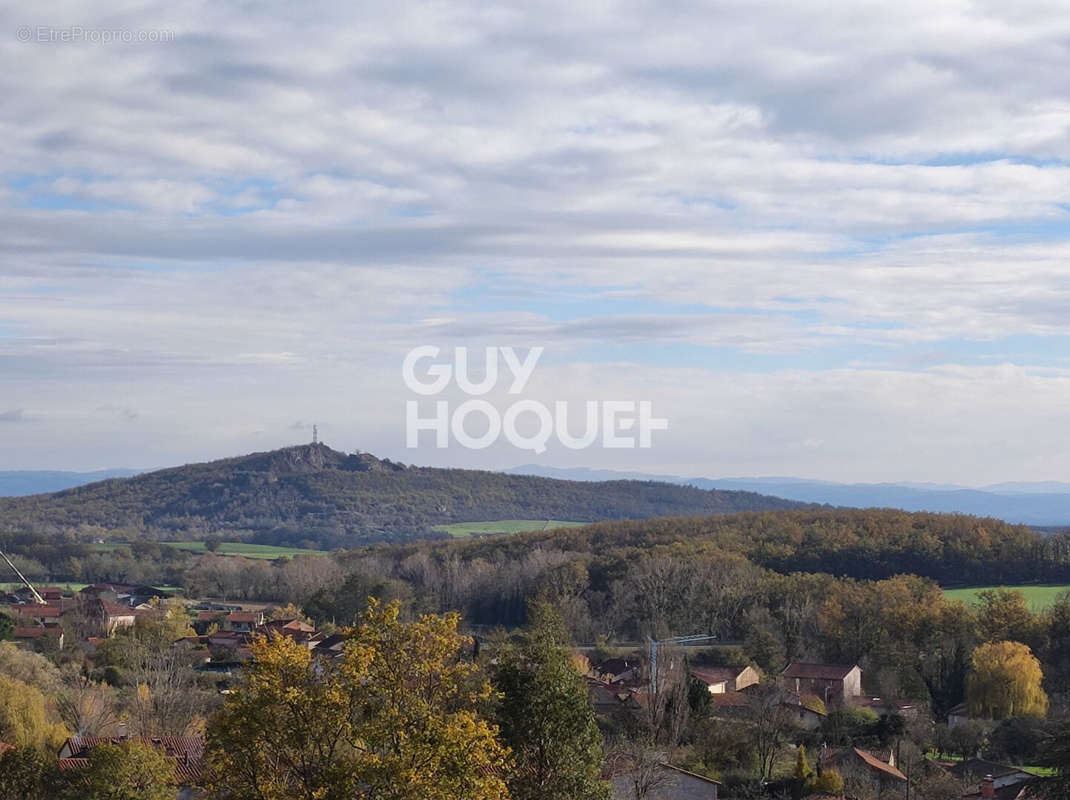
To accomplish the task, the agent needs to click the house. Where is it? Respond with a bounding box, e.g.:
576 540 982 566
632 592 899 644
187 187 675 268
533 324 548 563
950 759 1034 798
949 759 1033 787
79 583 135 604
608 760 720 800
824 747 906 794
58 735 203 800
5 586 68 605
962 774 1032 800
14 600 76 627
89 599 139 634
193 610 226 634
706 684 826 730
593 658 642 685
782 691 828 731
224 611 264 633
262 618 319 646
689 665 759 694
12 625 64 652
780 663 862 707
79 583 173 609
312 632 348 659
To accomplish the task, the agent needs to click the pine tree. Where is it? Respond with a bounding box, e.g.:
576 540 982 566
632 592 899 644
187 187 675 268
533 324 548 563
492 603 610 800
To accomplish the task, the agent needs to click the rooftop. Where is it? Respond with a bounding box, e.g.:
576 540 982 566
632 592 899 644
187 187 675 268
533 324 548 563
781 662 858 680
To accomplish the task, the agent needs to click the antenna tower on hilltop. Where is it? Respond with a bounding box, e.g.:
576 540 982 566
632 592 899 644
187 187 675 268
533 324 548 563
312 424 318 445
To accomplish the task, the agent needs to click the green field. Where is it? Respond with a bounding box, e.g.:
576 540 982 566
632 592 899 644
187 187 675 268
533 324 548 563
943 584 1070 611
91 541 325 559
433 520 586 538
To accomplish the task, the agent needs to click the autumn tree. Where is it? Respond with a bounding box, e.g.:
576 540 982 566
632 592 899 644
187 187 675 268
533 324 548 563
0 676 68 750
792 745 814 800
967 641 1048 719
204 599 509 800
811 768 844 796
0 746 53 800
975 589 1038 644
55 741 176 800
492 603 609 800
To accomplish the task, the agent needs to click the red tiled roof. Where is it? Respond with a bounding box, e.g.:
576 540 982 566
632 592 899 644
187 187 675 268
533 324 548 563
80 583 135 594
196 611 224 622
13 626 59 638
782 662 858 680
59 736 203 784
16 604 64 618
98 600 137 617
226 612 259 623
852 748 907 781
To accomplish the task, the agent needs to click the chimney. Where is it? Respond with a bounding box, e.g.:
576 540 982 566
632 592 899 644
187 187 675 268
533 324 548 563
981 775 995 799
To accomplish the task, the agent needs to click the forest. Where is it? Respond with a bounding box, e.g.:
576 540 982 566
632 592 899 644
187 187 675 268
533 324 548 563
4 506 1070 798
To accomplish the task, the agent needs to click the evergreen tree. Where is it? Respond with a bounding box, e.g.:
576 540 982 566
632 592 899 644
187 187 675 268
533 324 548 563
492 603 610 800
792 745 814 800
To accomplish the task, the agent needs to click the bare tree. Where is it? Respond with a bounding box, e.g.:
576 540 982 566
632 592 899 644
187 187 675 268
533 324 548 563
644 644 689 748
607 739 674 800
743 684 799 780
57 677 120 737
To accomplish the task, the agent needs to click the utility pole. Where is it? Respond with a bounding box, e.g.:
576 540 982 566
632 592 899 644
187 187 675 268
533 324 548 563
0 549 46 604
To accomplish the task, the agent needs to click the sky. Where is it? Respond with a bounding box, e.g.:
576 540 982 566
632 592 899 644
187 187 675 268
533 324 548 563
3 0 1070 484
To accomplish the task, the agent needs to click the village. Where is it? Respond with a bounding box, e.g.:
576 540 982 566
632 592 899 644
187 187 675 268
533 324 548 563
0 577 1041 800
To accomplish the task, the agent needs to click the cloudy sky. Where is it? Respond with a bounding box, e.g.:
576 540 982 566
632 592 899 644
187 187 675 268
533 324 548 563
3 0 1070 483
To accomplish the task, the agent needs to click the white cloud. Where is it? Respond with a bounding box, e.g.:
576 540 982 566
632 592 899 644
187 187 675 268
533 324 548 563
1 0 1069 479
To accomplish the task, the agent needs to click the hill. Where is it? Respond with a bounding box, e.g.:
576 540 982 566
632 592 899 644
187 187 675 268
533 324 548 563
0 444 805 548
508 465 1070 526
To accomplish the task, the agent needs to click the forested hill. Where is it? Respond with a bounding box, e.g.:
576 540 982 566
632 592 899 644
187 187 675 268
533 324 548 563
0 444 805 547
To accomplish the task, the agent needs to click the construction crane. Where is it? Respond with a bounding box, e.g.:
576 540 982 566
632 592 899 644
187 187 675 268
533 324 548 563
648 633 719 694
0 549 46 604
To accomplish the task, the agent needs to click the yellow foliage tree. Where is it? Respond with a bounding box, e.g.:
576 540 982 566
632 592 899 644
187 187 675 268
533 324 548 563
204 599 509 800
0 676 68 750
967 641 1048 719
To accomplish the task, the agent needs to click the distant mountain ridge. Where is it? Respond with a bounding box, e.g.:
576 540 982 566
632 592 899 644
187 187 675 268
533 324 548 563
0 444 806 548
507 465 1070 526
0 469 140 497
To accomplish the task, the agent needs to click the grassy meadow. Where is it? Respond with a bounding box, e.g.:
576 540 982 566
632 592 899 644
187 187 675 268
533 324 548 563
943 584 1070 611
91 541 325 559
